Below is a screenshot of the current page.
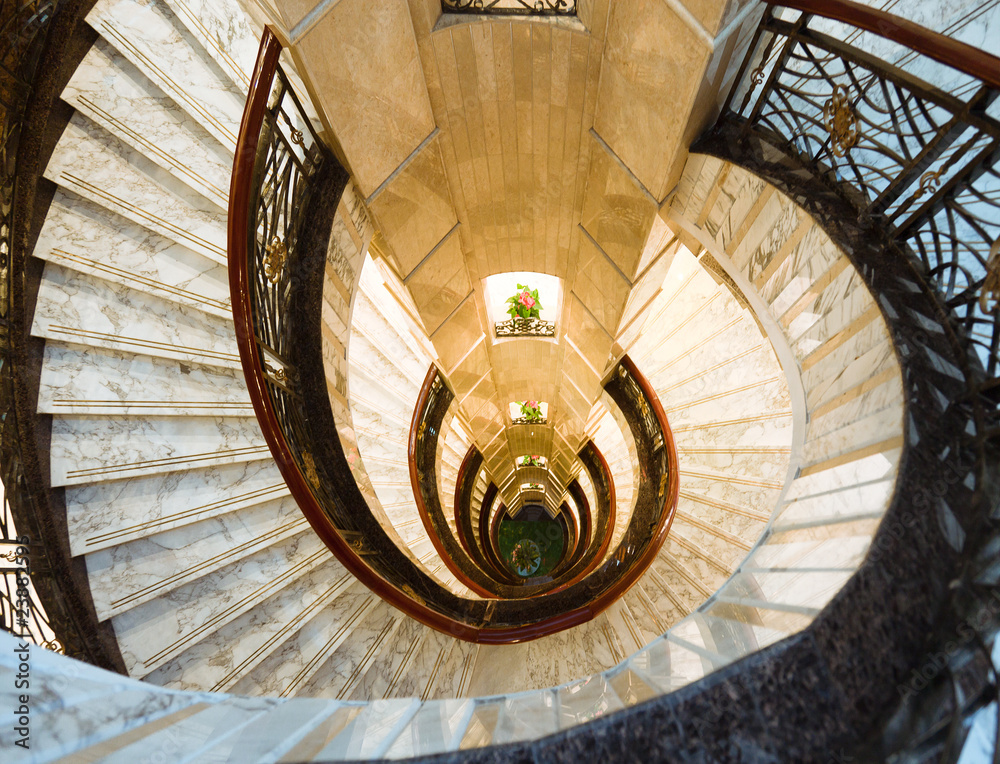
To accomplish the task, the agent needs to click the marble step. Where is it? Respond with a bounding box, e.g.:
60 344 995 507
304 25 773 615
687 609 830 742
286 599 403 700
111 531 330 676
387 627 465 700
353 291 434 386
664 377 792 429
34 190 230 318
660 533 734 594
44 113 228 264
88 0 245 151
349 330 423 403
672 499 764 550
38 343 252 417
66 459 289 554
50 414 267 486
64 38 232 208
623 583 673 644
669 411 794 450
673 445 790 487
635 566 692 628
87 495 307 619
349 363 418 419
162 0 258 93
226 585 383 699
649 342 777 407
355 284 436 376
349 396 411 444
676 467 783 526
346 617 428 701
649 551 714 614
144 558 353 693
233 587 390 697
32 263 240 370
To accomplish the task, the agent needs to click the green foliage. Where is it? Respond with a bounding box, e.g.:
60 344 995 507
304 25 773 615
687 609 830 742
505 283 543 320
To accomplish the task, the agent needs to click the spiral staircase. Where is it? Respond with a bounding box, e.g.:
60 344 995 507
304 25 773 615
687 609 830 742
1 0 998 761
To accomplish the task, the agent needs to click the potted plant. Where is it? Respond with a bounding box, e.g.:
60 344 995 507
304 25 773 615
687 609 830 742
505 284 542 321
520 454 542 467
518 400 543 421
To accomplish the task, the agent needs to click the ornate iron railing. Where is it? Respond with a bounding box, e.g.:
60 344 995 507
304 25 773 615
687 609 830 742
697 1 1000 758
510 415 547 426
721 0 1000 382
494 317 556 337
441 0 575 17
233 32 681 642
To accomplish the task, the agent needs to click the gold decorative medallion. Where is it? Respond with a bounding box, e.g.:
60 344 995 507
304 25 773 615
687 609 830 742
263 237 287 283
823 85 859 157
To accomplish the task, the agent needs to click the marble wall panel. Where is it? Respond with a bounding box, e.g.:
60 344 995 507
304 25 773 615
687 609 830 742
580 143 658 281
296 0 435 197
592 0 712 202
572 234 632 335
566 294 613 375
371 138 457 278
404 231 471 333
432 298 484 372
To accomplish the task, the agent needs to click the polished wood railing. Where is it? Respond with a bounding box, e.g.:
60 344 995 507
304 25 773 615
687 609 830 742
232 32 681 643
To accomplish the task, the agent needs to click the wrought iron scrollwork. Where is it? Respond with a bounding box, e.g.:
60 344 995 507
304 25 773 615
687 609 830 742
711 5 1000 759
495 317 556 337
511 416 547 426
441 0 575 16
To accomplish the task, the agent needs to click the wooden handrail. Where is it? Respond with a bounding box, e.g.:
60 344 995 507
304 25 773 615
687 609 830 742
229 30 483 642
232 35 680 643
454 444 477 558
777 0 1000 90
408 366 497 598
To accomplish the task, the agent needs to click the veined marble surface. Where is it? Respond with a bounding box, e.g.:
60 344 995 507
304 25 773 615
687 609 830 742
35 190 230 318
85 495 307 618
50 414 267 486
88 0 246 150
65 459 289 554
112 531 329 676
33 263 239 369
38 343 252 417
64 38 233 208
45 113 228 264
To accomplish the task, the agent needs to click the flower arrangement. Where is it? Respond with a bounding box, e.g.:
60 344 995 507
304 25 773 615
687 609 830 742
520 454 542 467
505 283 542 320
525 482 543 490
510 538 541 577
518 400 543 421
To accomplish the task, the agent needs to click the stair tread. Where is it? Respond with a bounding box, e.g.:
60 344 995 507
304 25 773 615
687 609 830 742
88 0 245 150
45 113 228 264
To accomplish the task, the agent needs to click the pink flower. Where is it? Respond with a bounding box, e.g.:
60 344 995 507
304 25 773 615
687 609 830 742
526 400 537 408
518 290 536 309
